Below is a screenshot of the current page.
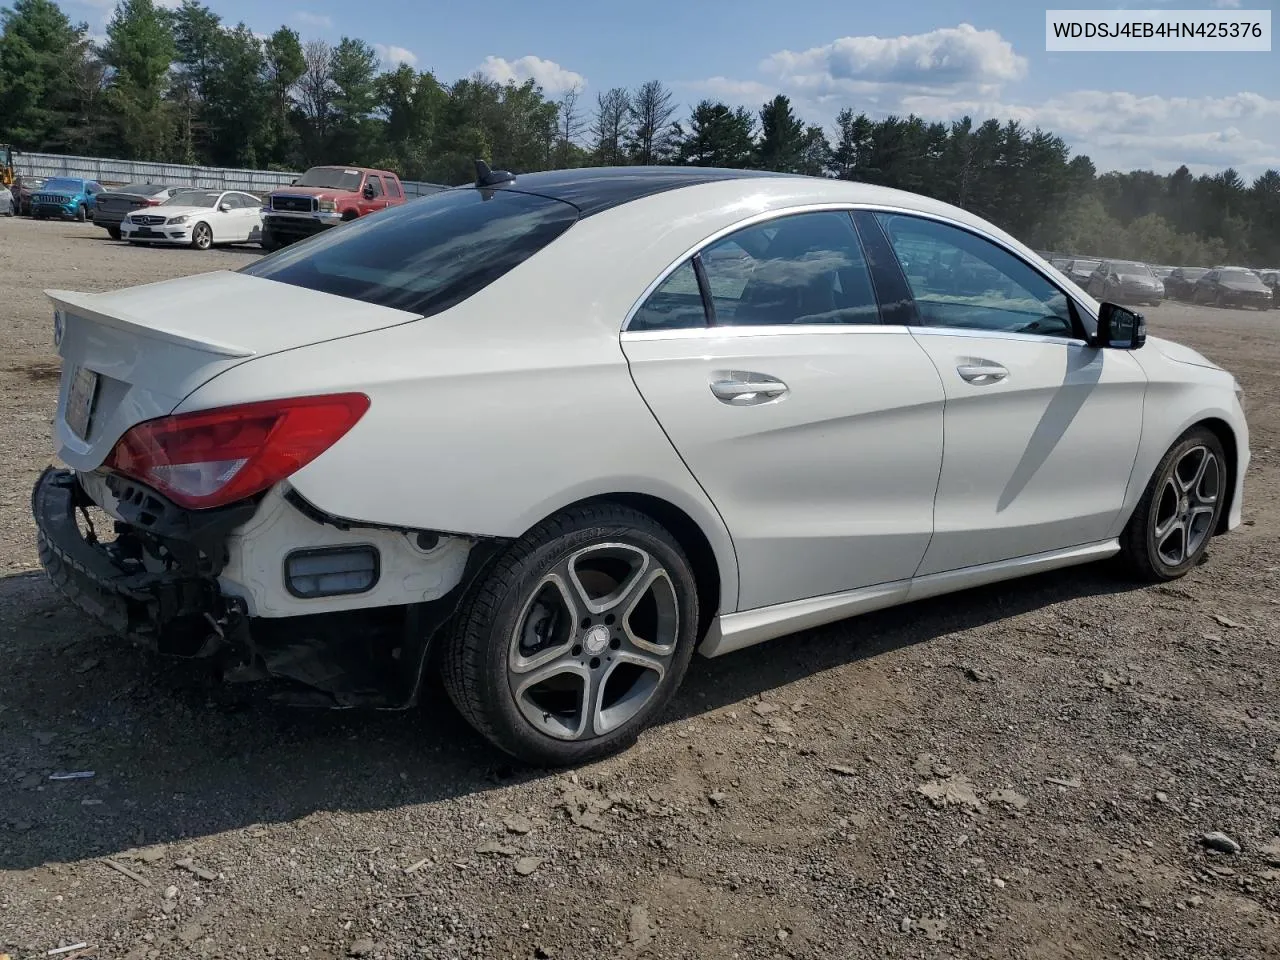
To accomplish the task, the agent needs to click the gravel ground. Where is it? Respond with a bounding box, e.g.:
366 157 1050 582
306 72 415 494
1 216 1278 960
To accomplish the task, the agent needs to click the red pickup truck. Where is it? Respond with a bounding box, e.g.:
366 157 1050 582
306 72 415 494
260 165 406 250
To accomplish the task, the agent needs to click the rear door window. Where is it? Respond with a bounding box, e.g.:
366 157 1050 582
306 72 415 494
700 212 881 326
241 188 580 317
629 261 707 331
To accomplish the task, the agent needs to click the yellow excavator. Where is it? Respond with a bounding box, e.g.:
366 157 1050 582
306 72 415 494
1 144 14 187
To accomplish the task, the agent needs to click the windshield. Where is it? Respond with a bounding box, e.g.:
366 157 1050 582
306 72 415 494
44 178 83 192
241 188 579 318
1220 268 1262 282
295 168 364 190
1114 261 1153 277
1178 267 1209 279
1072 260 1099 272
164 190 220 208
1152 266 1173 277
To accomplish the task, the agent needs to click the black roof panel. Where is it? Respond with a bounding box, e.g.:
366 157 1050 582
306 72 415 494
474 166 799 218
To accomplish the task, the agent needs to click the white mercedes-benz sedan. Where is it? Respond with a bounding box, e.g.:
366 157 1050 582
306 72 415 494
35 164 1249 765
120 188 264 250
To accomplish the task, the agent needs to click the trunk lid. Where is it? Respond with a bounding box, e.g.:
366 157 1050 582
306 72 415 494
96 193 159 216
47 270 422 471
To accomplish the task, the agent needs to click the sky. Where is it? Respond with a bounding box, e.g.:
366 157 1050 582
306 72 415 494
61 0 1280 179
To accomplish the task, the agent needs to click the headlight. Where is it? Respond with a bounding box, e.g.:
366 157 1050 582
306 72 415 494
167 215 188 225
318 199 337 212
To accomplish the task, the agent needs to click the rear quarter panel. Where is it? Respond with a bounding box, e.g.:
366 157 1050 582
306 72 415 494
174 189 800 614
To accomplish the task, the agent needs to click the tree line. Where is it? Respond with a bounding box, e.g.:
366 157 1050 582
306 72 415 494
2 0 1278 267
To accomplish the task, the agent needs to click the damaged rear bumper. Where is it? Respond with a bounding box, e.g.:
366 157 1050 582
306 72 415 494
32 466 251 657
31 467 505 709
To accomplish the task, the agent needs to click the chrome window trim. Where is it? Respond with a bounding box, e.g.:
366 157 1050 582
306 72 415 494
619 201 1099 341
623 323 915 342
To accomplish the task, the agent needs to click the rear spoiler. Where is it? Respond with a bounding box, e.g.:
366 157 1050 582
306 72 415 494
45 288 255 359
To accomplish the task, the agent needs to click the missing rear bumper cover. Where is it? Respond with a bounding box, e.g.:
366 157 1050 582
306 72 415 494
32 467 511 709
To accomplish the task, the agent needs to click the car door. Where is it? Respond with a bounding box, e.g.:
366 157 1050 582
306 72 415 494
237 192 263 240
621 209 945 611
225 192 255 240
871 211 1147 576
362 175 385 213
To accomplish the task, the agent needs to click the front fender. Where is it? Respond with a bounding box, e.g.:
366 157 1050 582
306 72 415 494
1115 352 1249 537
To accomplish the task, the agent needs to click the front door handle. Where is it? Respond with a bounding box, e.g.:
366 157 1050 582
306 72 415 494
709 375 789 405
956 361 1008 385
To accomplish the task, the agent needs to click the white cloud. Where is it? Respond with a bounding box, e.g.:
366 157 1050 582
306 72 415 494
1210 0 1242 7
374 44 418 68
154 0 181 8
679 25 1279 179
477 55 586 95
760 24 1028 96
294 11 333 29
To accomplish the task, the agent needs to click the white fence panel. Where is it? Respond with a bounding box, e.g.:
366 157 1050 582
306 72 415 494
21 151 300 191
19 150 453 198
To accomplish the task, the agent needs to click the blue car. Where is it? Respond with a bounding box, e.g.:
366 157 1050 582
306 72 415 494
30 177 102 221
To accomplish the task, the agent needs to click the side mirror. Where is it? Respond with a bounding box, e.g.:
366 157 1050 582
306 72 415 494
362 184 376 199
218 201 231 211
1095 302 1146 350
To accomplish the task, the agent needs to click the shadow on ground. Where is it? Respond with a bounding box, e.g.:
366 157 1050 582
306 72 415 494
0 560 1147 871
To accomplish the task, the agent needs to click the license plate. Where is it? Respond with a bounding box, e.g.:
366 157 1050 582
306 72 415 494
65 366 100 440
134 227 157 237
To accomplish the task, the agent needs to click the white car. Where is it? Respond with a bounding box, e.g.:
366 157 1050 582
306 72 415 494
120 188 263 250
35 164 1250 765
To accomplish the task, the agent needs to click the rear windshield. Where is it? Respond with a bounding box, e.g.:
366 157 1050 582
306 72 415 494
295 167 364 190
118 182 170 195
240 188 580 317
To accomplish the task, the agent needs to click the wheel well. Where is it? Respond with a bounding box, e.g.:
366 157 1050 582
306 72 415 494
572 493 722 639
341 209 358 221
1198 417 1239 535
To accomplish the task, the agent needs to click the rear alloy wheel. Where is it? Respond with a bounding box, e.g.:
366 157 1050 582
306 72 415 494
1119 427 1226 582
192 222 213 251
442 504 699 766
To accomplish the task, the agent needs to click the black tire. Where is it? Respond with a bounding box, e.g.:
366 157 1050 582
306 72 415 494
76 204 87 222
260 235 281 252
192 222 213 250
108 226 121 240
1118 426 1227 582
441 503 700 766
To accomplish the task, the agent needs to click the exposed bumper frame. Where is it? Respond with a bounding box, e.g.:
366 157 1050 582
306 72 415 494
31 467 509 709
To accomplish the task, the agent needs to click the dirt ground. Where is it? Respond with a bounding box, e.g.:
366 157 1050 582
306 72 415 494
1 216 1277 960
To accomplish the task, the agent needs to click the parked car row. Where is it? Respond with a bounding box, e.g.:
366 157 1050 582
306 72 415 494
6 164 415 252
1049 255 1277 310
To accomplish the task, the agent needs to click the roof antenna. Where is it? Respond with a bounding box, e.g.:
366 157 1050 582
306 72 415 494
474 159 516 188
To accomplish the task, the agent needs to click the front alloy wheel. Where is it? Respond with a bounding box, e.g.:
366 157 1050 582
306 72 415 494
1120 427 1226 581
442 504 699 765
192 222 213 250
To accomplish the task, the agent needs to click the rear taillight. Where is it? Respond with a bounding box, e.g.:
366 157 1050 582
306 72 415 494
104 393 370 510
144 198 161 206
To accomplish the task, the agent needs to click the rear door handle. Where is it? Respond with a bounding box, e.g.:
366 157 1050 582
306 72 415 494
709 375 789 405
956 362 1008 385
